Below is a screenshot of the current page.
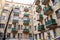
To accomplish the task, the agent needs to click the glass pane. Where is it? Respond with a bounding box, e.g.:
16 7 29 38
1 16 5 20
0 23 5 28
8 24 12 29
7 33 10 38
13 16 19 20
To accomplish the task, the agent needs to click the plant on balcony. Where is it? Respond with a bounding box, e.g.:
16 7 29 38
38 25 45 31
36 5 42 13
39 14 43 18
43 5 53 15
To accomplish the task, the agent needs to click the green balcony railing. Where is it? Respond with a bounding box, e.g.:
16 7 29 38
23 27 29 33
36 5 42 13
45 19 56 26
13 20 18 23
39 14 43 18
43 5 52 14
36 5 42 10
38 25 45 31
24 14 29 17
12 27 17 32
23 20 30 25
14 12 19 15
11 27 18 34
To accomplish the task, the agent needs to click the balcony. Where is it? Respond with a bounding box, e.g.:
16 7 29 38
11 27 18 34
23 19 30 26
45 19 57 29
23 27 29 34
38 25 45 32
12 20 18 24
37 14 43 22
24 14 29 17
35 0 40 5
36 5 42 13
0 23 5 28
2 9 10 13
42 0 50 5
43 5 53 16
13 9 19 16
13 11 19 16
24 7 29 12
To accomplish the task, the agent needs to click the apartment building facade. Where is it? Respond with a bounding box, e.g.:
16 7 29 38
0 0 60 40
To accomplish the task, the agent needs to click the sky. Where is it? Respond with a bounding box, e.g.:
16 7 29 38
6 0 34 4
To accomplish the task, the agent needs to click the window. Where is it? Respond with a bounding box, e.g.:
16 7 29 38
18 33 22 38
34 26 36 31
34 34 37 40
48 32 51 40
13 35 15 38
34 18 36 20
52 0 58 5
18 33 19 38
0 32 3 38
29 26 31 30
39 33 41 39
2 9 9 13
18 25 23 30
56 9 60 19
42 33 45 40
18 25 20 30
8 24 12 29
44 19 46 23
13 16 19 20
14 25 16 28
1 16 5 20
53 29 56 38
29 34 32 39
28 7 31 10
21 25 23 30
7 33 10 38
47 17 48 20
13 8 20 14
50 15 53 19
0 23 5 28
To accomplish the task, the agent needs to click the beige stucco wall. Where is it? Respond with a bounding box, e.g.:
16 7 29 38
0 0 60 40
